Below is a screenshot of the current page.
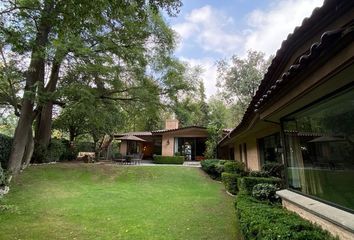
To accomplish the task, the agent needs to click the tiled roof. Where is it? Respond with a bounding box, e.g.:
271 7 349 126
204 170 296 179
151 126 207 134
219 0 354 145
114 132 152 137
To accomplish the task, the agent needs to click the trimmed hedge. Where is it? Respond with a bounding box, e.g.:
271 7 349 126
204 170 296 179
200 159 227 180
249 170 269 178
238 176 283 195
153 155 184 164
221 172 240 195
235 194 338 240
262 162 284 178
252 183 279 202
0 134 12 169
224 161 246 175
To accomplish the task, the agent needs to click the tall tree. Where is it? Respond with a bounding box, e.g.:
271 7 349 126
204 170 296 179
0 0 183 174
216 50 272 124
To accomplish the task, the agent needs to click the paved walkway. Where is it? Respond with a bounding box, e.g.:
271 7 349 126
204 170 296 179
95 160 201 167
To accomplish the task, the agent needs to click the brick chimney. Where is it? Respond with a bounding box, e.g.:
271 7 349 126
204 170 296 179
165 119 179 130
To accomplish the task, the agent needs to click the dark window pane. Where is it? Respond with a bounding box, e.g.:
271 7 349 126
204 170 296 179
283 88 354 211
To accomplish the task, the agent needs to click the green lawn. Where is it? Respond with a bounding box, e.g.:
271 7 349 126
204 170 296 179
0 164 239 240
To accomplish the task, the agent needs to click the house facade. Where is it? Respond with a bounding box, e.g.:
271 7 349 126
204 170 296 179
115 119 228 161
218 0 354 239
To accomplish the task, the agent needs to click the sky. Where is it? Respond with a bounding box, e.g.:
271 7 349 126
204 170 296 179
165 0 324 98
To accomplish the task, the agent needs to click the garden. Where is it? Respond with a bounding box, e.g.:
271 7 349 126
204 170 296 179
200 159 338 240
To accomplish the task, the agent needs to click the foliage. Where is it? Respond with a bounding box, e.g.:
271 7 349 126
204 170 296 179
200 159 227 180
207 96 234 128
153 155 184 164
235 194 338 240
0 134 12 169
0 0 186 172
47 139 66 162
238 177 283 195
204 122 224 159
252 183 279 202
0 114 17 137
221 172 240 195
75 142 95 152
249 170 270 178
0 163 6 186
224 161 246 175
171 67 209 127
216 50 272 124
261 162 284 178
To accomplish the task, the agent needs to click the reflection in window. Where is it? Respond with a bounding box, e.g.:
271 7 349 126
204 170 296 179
283 88 354 211
258 133 282 165
174 137 207 161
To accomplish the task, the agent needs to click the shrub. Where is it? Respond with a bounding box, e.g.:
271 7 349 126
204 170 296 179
262 162 284 178
249 170 269 178
32 143 49 163
201 159 228 180
252 183 279 202
75 141 95 152
0 134 13 169
153 155 184 164
238 176 283 195
60 139 78 161
0 163 6 186
235 194 338 240
224 161 244 173
221 172 240 195
47 139 66 162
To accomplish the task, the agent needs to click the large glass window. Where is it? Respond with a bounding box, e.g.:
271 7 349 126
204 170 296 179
283 88 354 211
258 133 282 165
174 137 207 161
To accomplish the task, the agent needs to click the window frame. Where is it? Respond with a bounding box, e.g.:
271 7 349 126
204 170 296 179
280 83 354 213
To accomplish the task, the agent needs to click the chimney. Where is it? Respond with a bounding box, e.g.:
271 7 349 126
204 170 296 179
165 119 179 130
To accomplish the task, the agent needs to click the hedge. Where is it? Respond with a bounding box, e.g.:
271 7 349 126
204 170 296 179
235 194 338 240
153 155 184 164
200 159 227 180
0 134 13 169
238 176 283 195
224 161 246 175
221 172 240 195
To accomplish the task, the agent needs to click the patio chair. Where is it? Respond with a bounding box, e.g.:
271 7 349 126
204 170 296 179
132 153 144 165
123 155 133 165
112 153 125 164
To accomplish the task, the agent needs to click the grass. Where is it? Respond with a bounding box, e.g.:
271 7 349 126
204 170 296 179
0 163 239 240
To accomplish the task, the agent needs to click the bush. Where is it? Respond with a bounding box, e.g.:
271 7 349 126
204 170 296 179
0 163 6 186
75 141 95 152
47 139 66 162
60 139 78 161
153 155 184 164
223 161 247 176
0 134 13 169
262 162 284 178
221 172 240 195
235 194 337 240
252 183 279 202
238 176 283 195
201 159 227 180
249 170 269 178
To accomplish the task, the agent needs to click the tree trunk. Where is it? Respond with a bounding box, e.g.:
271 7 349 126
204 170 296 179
7 3 53 174
7 101 35 174
35 57 62 148
21 128 34 170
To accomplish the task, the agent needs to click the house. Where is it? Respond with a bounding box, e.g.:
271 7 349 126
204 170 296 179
218 0 354 239
115 119 230 161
